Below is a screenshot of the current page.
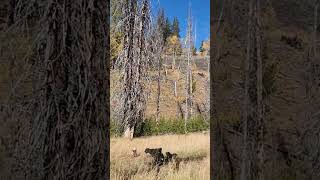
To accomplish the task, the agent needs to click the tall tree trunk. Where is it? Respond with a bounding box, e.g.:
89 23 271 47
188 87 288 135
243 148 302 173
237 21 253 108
155 10 164 124
255 0 264 179
41 0 109 178
241 1 264 179
156 49 162 124
212 0 230 179
121 0 137 138
240 0 253 179
304 1 320 178
119 0 150 138
184 5 193 132
241 0 265 179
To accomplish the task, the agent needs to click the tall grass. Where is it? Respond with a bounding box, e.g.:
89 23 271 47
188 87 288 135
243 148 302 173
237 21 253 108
110 133 210 180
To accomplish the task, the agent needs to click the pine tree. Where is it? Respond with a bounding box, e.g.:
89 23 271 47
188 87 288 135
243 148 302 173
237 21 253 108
164 17 172 44
193 46 197 55
200 40 205 52
172 17 180 38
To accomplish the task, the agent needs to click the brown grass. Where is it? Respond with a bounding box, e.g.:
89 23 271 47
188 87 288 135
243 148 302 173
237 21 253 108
110 132 210 180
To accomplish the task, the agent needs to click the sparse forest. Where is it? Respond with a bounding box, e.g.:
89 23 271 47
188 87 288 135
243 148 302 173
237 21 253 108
110 0 210 179
110 0 210 138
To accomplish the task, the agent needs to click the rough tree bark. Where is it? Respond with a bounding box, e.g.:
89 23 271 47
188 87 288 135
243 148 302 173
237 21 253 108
118 0 151 138
241 0 264 179
303 1 320 178
255 0 264 179
2 0 109 179
212 0 229 179
240 1 253 178
39 0 109 179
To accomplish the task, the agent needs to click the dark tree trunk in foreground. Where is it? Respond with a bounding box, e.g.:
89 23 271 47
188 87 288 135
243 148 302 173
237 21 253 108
40 0 109 179
303 1 320 179
211 0 235 179
241 0 264 180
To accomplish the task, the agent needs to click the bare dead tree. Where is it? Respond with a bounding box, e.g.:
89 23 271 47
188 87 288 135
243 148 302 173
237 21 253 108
117 0 152 138
184 5 194 132
155 10 164 123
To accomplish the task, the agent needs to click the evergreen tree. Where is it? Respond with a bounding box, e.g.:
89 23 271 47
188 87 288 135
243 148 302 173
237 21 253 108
164 17 172 43
172 17 180 38
157 8 166 43
200 40 204 52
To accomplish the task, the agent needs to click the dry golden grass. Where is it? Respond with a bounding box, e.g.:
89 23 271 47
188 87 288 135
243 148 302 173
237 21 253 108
110 132 210 180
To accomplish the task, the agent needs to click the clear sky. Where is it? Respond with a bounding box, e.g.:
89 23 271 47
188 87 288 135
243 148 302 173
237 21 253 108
152 0 210 50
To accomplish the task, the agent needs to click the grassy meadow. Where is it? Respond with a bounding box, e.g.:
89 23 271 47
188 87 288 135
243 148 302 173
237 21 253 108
110 132 210 180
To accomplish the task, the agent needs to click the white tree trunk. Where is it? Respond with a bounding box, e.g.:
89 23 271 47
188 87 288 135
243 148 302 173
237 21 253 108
174 81 177 97
184 5 194 132
123 126 134 139
173 50 176 69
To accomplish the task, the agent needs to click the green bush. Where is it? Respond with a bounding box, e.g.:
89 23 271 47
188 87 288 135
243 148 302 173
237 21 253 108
110 116 209 137
135 116 209 137
110 120 122 137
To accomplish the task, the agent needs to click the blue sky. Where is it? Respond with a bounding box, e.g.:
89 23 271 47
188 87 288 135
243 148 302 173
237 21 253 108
152 0 210 50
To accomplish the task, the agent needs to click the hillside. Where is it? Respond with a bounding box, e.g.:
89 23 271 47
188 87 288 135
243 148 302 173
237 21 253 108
111 56 210 120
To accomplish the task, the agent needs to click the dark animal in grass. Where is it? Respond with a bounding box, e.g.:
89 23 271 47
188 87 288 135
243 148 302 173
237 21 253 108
165 152 181 171
145 148 182 173
144 148 165 173
164 152 177 164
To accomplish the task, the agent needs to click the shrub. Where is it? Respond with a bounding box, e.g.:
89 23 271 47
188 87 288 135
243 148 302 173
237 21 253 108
110 116 209 137
134 116 209 137
110 120 122 137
